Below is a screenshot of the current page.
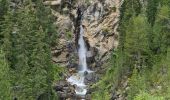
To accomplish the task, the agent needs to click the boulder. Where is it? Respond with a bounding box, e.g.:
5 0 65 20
84 73 98 84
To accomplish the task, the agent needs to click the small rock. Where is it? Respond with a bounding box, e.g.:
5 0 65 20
84 71 88 76
86 94 91 100
54 85 63 91
68 68 76 73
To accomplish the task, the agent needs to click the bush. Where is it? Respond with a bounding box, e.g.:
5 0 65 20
134 91 164 100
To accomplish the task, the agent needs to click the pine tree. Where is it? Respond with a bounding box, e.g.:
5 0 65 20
0 0 9 45
151 4 170 54
35 0 57 46
125 15 150 69
146 0 159 26
119 0 142 51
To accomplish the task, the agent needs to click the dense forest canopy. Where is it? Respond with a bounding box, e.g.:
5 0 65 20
0 0 170 100
0 0 58 99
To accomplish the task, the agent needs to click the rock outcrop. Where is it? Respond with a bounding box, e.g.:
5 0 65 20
46 0 121 99
49 0 120 69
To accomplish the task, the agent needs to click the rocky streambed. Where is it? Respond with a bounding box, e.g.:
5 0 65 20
53 71 99 99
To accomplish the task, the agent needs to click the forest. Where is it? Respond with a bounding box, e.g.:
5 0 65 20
0 0 170 100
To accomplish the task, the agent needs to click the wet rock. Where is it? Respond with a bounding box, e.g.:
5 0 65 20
55 85 63 91
84 71 88 76
95 61 102 68
52 53 67 63
68 68 76 73
86 51 93 58
86 47 98 66
84 73 98 84
56 81 68 87
54 80 77 99
66 42 75 52
69 86 75 93
67 63 78 69
85 94 91 100
111 92 117 100
87 57 95 65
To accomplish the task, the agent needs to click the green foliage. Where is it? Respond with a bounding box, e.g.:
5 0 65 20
7 5 53 99
149 4 170 55
125 15 150 55
146 0 159 26
0 0 170 99
66 31 72 40
147 48 170 99
92 90 110 100
112 7 116 12
119 0 142 50
35 0 57 46
53 64 67 81
120 0 141 20
134 91 164 100
0 1 58 99
91 50 125 100
0 49 11 100
0 0 9 45
92 0 170 99
127 68 146 100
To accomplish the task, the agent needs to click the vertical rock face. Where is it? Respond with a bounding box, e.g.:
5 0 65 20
47 0 121 99
49 0 121 69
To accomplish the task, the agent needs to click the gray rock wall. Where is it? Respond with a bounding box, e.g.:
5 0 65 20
48 0 120 70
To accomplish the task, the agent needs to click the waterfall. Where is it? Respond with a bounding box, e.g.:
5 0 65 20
67 25 89 96
78 25 88 72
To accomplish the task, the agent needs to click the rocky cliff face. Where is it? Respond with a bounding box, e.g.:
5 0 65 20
45 0 121 99
46 0 120 69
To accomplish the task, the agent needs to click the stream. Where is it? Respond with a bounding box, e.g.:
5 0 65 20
67 25 92 98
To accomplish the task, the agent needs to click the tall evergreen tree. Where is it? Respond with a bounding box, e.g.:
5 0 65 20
146 0 159 26
119 0 142 51
151 4 170 54
0 0 9 44
125 15 150 69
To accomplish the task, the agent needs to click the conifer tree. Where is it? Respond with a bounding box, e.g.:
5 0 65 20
125 15 150 68
151 4 170 54
0 0 9 45
146 0 159 26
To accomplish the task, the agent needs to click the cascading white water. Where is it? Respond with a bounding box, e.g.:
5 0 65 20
78 25 88 72
67 25 88 96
